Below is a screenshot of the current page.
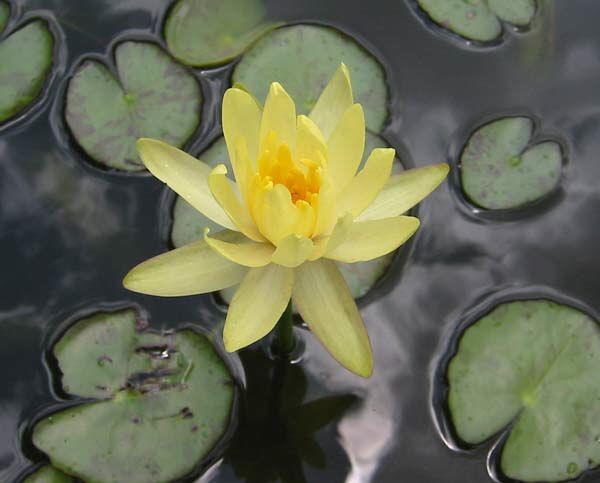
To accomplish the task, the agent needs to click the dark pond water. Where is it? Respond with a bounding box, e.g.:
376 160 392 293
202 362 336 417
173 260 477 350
2 0 600 481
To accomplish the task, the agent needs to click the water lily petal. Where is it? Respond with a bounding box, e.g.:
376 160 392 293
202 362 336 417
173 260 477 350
222 87 262 167
326 104 365 191
295 115 327 163
358 163 450 221
123 238 247 296
337 147 395 217
309 63 353 140
223 264 293 352
293 259 373 377
204 229 274 267
313 174 337 237
137 139 236 230
271 234 314 267
259 82 296 151
326 215 420 263
310 212 353 260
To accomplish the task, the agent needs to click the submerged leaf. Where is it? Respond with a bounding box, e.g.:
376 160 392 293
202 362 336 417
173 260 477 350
23 465 74 483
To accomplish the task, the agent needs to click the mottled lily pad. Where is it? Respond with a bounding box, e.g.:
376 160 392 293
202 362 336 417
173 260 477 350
33 309 235 483
232 24 389 133
460 117 562 210
66 41 201 172
416 0 536 42
23 465 74 483
165 0 281 67
170 133 403 302
0 16 54 123
448 299 600 482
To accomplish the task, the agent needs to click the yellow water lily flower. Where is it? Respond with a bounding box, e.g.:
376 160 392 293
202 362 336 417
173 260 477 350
123 64 449 377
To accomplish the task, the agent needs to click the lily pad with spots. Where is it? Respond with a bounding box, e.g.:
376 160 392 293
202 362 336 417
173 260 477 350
448 299 600 482
232 24 389 133
416 0 536 43
460 116 562 210
33 308 236 483
23 465 74 483
65 41 201 172
164 0 282 67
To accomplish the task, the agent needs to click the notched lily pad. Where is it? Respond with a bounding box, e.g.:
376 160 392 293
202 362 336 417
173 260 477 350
170 133 403 302
232 24 389 133
165 0 281 67
33 308 235 483
460 116 562 210
416 0 536 43
448 299 600 482
0 13 54 123
66 41 201 172
23 465 74 483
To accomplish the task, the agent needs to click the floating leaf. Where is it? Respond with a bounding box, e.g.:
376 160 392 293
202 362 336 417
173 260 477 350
0 18 54 122
23 465 74 483
164 0 281 67
65 41 201 172
33 309 235 483
448 299 600 482
460 117 562 210
416 0 536 42
170 133 403 302
232 24 389 133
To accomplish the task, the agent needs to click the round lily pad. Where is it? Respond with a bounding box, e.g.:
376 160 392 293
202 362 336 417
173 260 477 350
0 17 54 123
448 299 600 482
33 308 235 483
232 24 389 133
170 133 403 302
416 0 536 43
23 465 74 483
65 41 201 172
164 0 282 67
460 116 562 210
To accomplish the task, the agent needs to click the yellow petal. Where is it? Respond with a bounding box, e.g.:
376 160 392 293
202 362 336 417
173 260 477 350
259 82 296 151
123 239 247 296
326 104 365 191
358 163 450 221
313 174 337 237
294 115 327 163
326 216 420 263
137 139 235 230
337 148 395 218
204 229 274 268
309 63 353 139
293 259 373 377
271 234 314 268
208 164 265 242
310 212 353 260
222 87 261 165
223 264 293 352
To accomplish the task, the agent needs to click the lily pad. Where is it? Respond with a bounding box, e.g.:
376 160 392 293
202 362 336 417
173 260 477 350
0 17 54 123
460 116 562 210
65 41 201 172
164 0 281 67
232 24 389 133
416 0 536 42
170 133 403 302
23 465 74 483
33 309 235 483
448 299 600 482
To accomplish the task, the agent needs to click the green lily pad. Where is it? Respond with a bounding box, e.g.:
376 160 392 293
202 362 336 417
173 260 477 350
170 133 403 302
232 24 389 133
23 465 74 483
164 0 282 67
448 299 600 482
416 0 536 42
460 117 562 210
65 41 201 172
0 17 54 123
33 309 235 483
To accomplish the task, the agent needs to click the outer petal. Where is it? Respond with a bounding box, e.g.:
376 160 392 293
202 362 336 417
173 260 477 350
123 239 247 296
293 259 373 377
294 115 327 163
259 82 297 151
326 216 420 263
337 148 395 217
326 104 365 191
204 229 274 268
271 234 314 268
137 139 235 230
223 264 293 352
222 87 261 165
358 163 450 221
309 63 353 140
310 212 353 261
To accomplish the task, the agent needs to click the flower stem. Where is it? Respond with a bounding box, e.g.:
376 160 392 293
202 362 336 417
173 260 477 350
272 301 295 357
